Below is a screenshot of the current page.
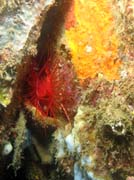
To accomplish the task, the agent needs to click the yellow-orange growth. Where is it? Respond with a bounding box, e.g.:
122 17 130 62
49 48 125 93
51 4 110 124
65 0 121 81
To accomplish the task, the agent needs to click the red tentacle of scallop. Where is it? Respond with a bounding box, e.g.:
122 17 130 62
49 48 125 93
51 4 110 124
24 54 81 121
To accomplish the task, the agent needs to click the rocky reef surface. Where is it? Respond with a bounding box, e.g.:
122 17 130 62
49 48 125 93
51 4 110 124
0 0 134 180
54 74 134 180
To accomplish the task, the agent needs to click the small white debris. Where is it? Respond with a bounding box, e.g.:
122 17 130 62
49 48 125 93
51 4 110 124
81 156 92 166
65 134 75 152
85 45 92 53
120 70 128 79
2 142 13 155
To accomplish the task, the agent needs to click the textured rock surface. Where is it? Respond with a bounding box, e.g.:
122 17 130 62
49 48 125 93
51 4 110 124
0 0 55 106
0 0 54 76
54 76 134 180
0 0 134 180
